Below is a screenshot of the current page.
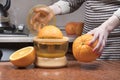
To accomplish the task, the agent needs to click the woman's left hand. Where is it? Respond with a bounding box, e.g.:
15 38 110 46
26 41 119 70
87 24 109 54
87 15 120 54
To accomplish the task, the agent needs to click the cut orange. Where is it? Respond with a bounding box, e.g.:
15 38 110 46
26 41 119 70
9 46 36 68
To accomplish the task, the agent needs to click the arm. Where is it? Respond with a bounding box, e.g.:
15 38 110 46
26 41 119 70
87 8 120 54
49 0 85 15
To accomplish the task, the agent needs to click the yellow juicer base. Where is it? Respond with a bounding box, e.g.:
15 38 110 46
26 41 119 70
35 56 68 68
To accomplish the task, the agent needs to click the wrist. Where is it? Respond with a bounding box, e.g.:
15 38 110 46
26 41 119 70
101 15 120 32
49 4 62 15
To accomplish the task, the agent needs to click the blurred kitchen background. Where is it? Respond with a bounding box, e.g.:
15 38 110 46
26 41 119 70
0 0 85 61
0 0 85 29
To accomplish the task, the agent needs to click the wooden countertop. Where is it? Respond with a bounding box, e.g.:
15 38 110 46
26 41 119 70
0 60 120 80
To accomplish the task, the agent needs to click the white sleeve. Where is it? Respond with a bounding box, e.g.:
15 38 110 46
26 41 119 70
114 8 120 19
49 0 70 15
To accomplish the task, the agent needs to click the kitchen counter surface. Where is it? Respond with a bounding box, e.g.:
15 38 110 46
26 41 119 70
0 60 120 80
0 31 77 43
0 35 76 43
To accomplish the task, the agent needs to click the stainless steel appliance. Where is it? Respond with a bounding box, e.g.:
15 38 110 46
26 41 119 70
0 0 28 36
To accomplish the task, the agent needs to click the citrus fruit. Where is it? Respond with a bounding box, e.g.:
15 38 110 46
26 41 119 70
37 25 63 39
75 22 84 36
72 34 100 62
65 22 76 35
9 46 36 68
65 22 84 36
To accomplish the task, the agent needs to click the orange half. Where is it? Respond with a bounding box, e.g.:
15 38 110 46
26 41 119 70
9 46 36 67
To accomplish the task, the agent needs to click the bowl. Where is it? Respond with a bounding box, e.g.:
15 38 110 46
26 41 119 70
33 36 69 58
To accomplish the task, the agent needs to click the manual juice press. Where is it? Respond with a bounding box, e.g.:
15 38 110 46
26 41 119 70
27 5 69 68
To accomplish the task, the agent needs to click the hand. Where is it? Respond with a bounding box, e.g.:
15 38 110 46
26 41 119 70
33 7 54 24
87 25 109 54
30 6 55 31
87 15 120 54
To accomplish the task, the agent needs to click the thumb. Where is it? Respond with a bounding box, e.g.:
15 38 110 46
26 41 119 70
87 30 94 35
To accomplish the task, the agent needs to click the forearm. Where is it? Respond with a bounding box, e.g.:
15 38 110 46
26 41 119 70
64 0 85 13
49 0 85 15
87 12 120 54
49 0 70 15
100 12 120 33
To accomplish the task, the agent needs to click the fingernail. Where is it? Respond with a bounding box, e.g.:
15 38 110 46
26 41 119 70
93 49 96 53
88 42 91 46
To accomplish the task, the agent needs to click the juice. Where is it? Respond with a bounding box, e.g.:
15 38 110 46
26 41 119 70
33 37 69 58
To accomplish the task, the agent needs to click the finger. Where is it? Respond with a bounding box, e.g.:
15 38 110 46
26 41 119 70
98 33 108 53
87 30 94 35
104 33 108 42
40 10 49 16
94 32 107 54
89 32 99 45
98 39 105 54
33 7 41 12
32 13 40 22
87 27 98 35
33 7 48 13
93 33 103 52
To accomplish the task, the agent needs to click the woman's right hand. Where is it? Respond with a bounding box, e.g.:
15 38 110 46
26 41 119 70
33 7 54 24
30 6 55 31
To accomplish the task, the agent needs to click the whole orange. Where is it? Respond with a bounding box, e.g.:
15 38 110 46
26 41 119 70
65 22 84 36
65 22 76 35
72 34 100 62
37 25 63 39
75 22 84 36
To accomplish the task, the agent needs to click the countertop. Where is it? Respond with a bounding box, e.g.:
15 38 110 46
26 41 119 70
0 60 120 80
0 34 33 43
0 36 76 43
0 31 77 43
